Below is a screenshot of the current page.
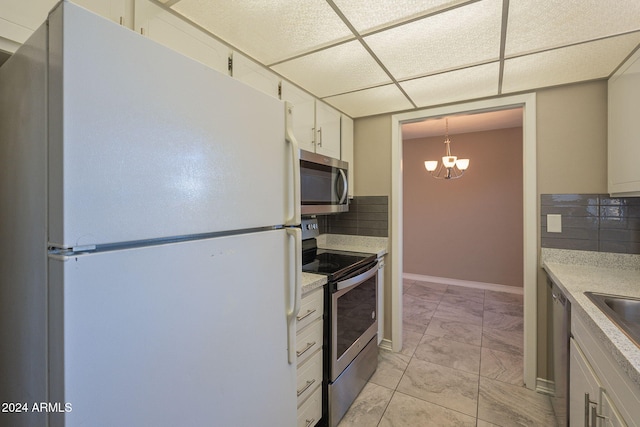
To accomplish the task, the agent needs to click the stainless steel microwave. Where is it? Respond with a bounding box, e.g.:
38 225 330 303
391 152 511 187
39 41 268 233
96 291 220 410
300 149 349 215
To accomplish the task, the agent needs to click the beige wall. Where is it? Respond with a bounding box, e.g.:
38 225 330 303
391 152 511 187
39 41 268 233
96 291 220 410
403 127 523 287
535 81 608 379
353 80 609 379
536 82 608 193
353 115 393 337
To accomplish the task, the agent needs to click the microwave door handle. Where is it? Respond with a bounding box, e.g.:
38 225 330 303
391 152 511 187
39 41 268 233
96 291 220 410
337 169 348 204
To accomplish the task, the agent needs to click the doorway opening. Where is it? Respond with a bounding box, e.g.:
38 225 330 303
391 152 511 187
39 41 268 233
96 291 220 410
390 93 538 389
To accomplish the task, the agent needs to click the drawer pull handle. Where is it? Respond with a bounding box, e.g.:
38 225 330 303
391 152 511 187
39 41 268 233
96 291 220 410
297 308 316 322
305 417 315 427
296 341 317 357
297 379 316 397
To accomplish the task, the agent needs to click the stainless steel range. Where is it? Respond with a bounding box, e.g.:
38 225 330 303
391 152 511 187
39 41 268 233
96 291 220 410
301 218 378 427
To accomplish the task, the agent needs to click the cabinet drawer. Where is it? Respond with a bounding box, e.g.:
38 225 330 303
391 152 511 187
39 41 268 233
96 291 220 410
297 288 323 331
297 386 321 427
296 351 322 406
296 318 323 366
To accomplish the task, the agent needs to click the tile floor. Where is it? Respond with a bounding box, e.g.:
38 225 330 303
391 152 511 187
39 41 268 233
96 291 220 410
337 280 557 427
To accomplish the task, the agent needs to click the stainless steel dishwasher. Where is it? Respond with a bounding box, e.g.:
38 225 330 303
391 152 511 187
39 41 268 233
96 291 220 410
549 277 571 427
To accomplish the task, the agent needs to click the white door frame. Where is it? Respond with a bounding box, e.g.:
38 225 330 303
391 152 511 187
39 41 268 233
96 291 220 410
390 93 538 389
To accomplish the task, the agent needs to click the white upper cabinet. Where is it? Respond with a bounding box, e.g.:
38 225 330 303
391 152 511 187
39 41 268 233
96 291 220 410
314 100 341 159
134 0 229 76
0 0 57 52
341 115 354 198
281 81 316 152
0 0 129 53
281 82 346 161
231 52 280 99
74 0 131 28
608 48 640 197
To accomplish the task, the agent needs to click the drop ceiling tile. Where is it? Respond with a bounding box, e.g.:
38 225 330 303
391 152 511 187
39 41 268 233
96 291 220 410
271 40 392 98
323 84 414 118
172 0 354 65
506 0 640 56
363 0 503 80
332 0 469 34
502 33 640 93
400 62 500 107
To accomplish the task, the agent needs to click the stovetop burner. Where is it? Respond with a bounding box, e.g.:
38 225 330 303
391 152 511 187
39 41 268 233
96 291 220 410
300 217 377 282
302 247 376 282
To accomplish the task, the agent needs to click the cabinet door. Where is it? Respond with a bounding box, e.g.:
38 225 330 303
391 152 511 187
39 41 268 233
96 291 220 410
315 100 341 159
570 338 601 427
0 0 57 52
600 390 627 427
608 49 640 196
281 82 315 152
134 0 229 75
231 52 280 98
74 0 130 27
341 114 354 197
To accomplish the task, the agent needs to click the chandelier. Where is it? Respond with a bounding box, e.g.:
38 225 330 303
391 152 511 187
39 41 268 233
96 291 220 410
424 118 469 180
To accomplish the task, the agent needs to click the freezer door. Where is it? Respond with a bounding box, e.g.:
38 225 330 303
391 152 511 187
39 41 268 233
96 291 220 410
47 3 296 248
47 229 297 427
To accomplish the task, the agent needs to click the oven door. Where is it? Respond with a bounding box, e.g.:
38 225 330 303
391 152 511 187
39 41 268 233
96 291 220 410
331 261 378 381
300 150 348 215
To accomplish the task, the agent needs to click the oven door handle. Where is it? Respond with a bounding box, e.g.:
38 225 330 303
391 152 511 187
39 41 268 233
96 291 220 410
336 261 378 292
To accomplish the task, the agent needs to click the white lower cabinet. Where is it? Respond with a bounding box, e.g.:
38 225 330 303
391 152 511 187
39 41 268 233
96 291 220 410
297 387 322 427
569 338 603 426
601 390 627 427
296 286 323 427
571 312 639 426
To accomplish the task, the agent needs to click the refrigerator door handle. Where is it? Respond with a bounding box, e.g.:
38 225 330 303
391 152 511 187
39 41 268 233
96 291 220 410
285 102 301 226
286 227 302 364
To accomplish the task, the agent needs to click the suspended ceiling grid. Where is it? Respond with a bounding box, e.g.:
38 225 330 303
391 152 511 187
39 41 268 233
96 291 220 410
161 0 640 118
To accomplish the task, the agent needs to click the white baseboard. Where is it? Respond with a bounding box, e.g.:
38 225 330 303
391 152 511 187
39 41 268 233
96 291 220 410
536 377 555 396
403 273 524 295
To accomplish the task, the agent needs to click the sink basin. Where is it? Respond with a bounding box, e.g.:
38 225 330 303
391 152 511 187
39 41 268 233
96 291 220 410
585 292 640 348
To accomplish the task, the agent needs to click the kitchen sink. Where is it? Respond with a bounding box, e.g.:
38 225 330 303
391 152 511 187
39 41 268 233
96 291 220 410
585 292 640 348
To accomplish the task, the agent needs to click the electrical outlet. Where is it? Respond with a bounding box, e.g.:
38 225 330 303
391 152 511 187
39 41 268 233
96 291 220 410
547 214 562 233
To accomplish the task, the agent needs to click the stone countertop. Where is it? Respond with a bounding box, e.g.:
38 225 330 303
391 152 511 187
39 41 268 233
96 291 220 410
541 248 640 389
316 234 388 258
302 272 327 295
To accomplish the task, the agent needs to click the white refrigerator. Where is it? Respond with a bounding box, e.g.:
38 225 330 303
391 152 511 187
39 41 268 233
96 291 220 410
0 2 301 427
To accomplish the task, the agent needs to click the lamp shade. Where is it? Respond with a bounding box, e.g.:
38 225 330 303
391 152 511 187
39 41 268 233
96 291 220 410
424 160 438 172
456 158 470 170
442 156 457 168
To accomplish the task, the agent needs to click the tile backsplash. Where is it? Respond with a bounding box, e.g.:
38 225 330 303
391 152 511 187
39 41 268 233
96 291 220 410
316 196 388 237
541 194 640 254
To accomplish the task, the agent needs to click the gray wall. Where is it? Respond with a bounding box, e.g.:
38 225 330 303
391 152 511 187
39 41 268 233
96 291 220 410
319 196 388 237
541 194 640 254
